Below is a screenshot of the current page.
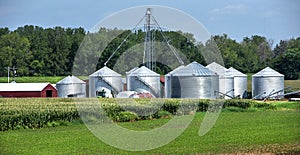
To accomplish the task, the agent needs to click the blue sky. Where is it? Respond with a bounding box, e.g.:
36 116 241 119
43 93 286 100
0 0 299 45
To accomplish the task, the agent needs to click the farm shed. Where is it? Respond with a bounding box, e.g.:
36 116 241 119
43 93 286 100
0 83 57 98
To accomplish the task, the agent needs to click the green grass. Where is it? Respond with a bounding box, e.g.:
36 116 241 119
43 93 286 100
1 109 299 154
272 101 300 110
0 76 88 84
0 76 65 84
247 79 300 92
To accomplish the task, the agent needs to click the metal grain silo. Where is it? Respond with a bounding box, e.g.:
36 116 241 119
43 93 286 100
125 67 139 91
227 67 248 98
223 70 234 99
89 66 122 98
167 61 219 99
206 62 234 99
164 65 185 98
56 75 86 98
252 67 284 99
127 66 161 97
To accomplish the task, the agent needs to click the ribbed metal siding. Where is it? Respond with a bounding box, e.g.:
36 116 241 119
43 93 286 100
127 66 161 97
168 76 219 99
89 66 123 97
252 76 284 99
219 76 234 99
127 75 160 97
227 67 247 99
206 62 233 99
233 76 247 98
166 62 219 99
89 76 122 97
179 76 219 99
126 67 138 91
56 76 86 98
57 83 86 98
165 66 185 98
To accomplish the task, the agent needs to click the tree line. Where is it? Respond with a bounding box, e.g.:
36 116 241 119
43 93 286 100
0 25 299 79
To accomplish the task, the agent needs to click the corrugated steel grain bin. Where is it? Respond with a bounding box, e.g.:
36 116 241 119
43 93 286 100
252 67 284 99
227 67 247 98
206 62 234 99
127 66 161 97
164 65 185 98
89 66 122 97
56 75 86 98
167 61 219 99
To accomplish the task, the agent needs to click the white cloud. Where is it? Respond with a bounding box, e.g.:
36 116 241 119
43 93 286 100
210 4 247 15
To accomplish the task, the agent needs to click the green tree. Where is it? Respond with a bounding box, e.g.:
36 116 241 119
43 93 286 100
272 48 300 79
0 27 10 36
0 33 31 76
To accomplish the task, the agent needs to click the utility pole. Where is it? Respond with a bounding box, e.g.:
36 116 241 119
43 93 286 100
7 67 9 83
11 66 17 82
7 66 17 83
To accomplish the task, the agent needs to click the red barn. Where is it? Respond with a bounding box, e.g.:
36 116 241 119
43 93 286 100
0 83 57 98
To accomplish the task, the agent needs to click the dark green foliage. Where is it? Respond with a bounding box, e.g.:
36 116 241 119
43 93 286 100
0 25 299 78
197 100 210 111
0 25 85 76
252 102 277 109
223 99 252 109
156 110 173 118
117 111 138 122
162 99 180 114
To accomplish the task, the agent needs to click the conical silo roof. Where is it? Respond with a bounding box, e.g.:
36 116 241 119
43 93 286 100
206 62 226 77
172 61 217 76
129 66 159 76
126 67 139 75
56 75 85 84
227 67 247 77
89 66 121 77
165 65 185 76
253 67 284 77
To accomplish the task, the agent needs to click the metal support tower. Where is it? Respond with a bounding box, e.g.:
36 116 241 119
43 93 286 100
105 8 184 70
143 8 156 71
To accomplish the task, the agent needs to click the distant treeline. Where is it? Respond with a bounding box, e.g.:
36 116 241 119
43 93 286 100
0 25 299 79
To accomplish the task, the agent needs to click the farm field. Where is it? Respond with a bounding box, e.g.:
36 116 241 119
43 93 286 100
247 80 300 93
0 99 299 154
0 76 88 84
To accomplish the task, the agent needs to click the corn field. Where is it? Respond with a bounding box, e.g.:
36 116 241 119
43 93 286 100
0 98 271 131
0 98 79 131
